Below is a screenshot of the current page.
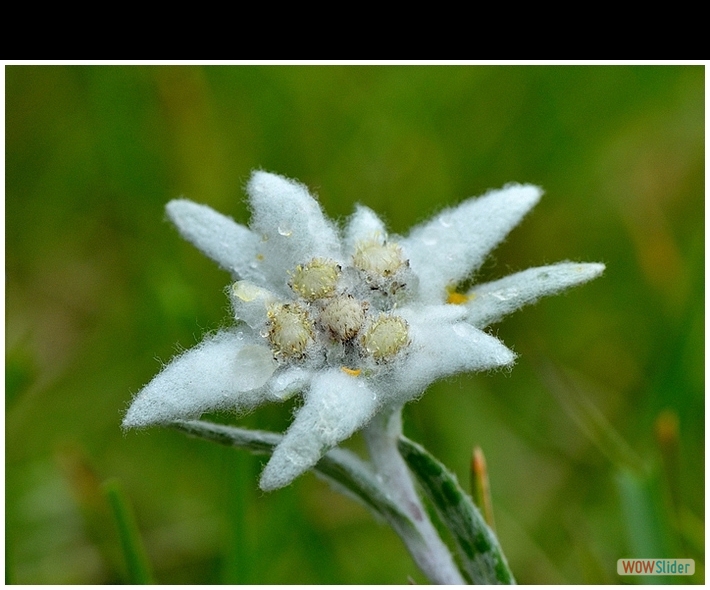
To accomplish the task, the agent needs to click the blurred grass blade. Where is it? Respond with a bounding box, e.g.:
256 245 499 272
103 478 154 584
171 420 414 525
677 506 704 555
57 445 134 582
538 361 644 472
470 446 496 532
398 436 515 584
540 363 685 576
616 467 679 584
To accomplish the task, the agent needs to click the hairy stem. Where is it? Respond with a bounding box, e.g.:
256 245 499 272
363 406 464 585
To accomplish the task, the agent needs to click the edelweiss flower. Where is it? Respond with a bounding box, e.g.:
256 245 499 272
124 171 603 491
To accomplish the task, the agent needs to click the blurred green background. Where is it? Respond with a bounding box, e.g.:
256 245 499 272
6 65 704 584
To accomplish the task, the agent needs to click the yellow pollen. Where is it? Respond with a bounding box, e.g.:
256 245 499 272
341 367 361 377
447 291 470 305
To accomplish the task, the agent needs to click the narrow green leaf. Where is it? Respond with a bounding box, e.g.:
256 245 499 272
398 436 516 584
103 478 154 584
172 419 281 453
171 420 414 526
616 467 680 584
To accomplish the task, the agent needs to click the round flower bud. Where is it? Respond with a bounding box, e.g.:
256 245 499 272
352 239 405 278
320 295 366 342
290 258 340 301
267 303 315 358
360 315 410 361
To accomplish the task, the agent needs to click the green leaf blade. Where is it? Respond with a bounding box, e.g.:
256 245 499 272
103 478 154 584
398 436 516 585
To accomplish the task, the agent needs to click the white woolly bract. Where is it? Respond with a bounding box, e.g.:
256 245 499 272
401 184 542 303
259 369 379 491
344 204 387 254
466 262 606 328
166 200 260 280
247 171 343 295
123 330 272 428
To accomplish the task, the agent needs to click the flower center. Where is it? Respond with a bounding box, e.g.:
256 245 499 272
289 258 340 301
320 295 367 341
352 239 406 278
247 238 412 369
361 315 410 360
267 303 315 359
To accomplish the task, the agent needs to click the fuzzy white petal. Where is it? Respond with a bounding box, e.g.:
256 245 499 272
266 366 313 401
166 199 260 280
401 184 542 303
388 312 515 402
466 262 606 328
247 172 343 294
399 303 468 325
259 369 379 491
123 330 274 428
344 204 388 255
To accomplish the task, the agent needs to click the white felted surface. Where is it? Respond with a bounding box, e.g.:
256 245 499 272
265 366 312 401
390 310 515 401
166 200 260 280
344 204 387 255
466 262 606 328
259 369 379 491
123 330 272 429
247 171 343 294
401 184 542 303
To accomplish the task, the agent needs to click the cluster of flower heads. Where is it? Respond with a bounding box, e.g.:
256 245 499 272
236 237 412 370
123 171 603 491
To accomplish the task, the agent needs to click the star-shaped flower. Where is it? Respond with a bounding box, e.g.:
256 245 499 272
124 171 603 491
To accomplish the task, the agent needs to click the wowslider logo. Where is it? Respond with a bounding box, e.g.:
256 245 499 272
617 559 695 576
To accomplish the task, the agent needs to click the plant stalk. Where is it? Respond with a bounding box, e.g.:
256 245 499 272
363 406 464 585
